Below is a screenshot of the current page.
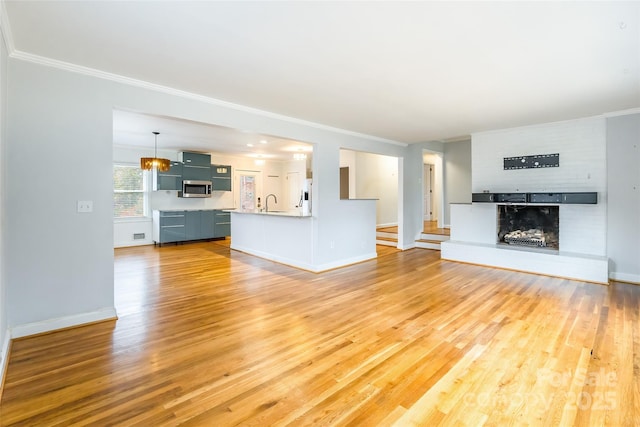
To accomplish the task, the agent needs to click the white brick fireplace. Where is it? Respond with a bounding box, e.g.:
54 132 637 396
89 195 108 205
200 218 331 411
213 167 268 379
441 116 609 284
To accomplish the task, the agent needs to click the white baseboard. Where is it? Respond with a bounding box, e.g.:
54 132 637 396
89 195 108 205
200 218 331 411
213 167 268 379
0 330 10 394
609 271 640 284
399 242 416 251
11 307 118 339
114 240 153 248
231 245 317 271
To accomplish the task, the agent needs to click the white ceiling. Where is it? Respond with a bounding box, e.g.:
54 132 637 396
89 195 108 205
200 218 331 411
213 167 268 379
4 1 640 151
113 109 313 161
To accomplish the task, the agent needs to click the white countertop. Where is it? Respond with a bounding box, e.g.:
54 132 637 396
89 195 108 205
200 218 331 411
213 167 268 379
228 209 311 218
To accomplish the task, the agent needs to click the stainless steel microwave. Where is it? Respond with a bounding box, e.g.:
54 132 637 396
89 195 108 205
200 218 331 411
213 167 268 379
179 180 212 198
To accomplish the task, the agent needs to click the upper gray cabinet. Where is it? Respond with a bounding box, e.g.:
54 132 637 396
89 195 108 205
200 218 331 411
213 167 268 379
180 152 211 181
211 164 232 191
153 161 183 191
152 152 232 192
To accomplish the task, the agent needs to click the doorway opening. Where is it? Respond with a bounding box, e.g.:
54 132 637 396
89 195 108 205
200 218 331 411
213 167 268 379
423 163 434 221
422 151 444 231
339 149 402 249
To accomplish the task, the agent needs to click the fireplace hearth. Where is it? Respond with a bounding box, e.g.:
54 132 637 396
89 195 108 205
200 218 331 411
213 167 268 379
497 205 559 250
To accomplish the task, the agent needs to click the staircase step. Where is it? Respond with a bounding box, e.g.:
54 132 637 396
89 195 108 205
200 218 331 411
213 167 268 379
415 239 443 250
376 234 398 247
376 231 398 239
420 233 450 242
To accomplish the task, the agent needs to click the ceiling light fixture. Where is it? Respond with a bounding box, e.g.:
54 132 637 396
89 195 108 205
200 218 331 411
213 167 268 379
293 153 307 160
140 131 171 172
247 143 254 147
260 139 268 144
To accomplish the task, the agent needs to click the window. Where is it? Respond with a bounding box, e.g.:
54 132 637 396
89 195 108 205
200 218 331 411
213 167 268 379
113 164 148 218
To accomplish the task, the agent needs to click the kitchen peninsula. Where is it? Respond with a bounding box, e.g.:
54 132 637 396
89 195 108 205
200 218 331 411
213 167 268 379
230 209 314 271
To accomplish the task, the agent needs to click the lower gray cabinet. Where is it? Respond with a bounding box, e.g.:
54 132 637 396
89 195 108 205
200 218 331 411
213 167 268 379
186 210 217 240
213 211 231 238
153 209 227 245
200 210 215 239
185 210 201 241
153 211 186 244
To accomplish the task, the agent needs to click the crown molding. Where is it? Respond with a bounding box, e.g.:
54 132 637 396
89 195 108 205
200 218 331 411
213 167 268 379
603 107 640 118
9 49 407 148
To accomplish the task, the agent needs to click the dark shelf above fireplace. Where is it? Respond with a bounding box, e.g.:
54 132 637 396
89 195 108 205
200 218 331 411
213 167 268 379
472 192 597 204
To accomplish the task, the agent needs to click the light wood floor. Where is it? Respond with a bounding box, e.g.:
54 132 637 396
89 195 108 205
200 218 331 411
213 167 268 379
1 240 638 426
377 220 450 236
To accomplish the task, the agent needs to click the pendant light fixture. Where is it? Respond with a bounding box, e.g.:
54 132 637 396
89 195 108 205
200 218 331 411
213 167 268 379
140 131 171 172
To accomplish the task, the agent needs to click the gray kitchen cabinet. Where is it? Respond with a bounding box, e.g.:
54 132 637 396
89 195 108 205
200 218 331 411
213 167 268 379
186 210 216 240
180 152 211 166
153 161 183 191
200 210 215 239
211 164 232 191
181 152 212 181
154 209 224 245
213 210 231 238
153 210 186 244
185 210 201 241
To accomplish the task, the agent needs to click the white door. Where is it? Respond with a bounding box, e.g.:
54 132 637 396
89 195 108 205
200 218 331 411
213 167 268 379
424 164 434 221
287 172 301 209
235 170 262 210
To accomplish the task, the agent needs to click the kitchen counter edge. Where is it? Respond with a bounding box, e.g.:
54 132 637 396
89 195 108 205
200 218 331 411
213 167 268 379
227 209 312 218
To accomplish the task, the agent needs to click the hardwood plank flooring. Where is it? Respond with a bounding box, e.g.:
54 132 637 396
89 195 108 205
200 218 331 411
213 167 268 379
377 220 450 236
1 239 638 426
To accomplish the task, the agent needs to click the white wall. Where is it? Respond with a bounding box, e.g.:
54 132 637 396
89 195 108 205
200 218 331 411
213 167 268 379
606 112 640 283
374 155 398 227
443 139 472 227
472 117 607 256
0 13 9 381
473 117 606 193
6 58 405 335
354 152 398 227
7 62 117 331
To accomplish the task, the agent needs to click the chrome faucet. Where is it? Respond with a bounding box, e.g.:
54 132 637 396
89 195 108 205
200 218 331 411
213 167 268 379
265 194 277 212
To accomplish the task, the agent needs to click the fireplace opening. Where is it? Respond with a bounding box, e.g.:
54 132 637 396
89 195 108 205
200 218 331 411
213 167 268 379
497 205 559 250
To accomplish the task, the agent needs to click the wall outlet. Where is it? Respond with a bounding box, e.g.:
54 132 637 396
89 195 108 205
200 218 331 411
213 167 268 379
77 200 93 213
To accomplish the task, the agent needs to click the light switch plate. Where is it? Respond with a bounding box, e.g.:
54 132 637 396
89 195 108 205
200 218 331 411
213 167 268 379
77 200 93 213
